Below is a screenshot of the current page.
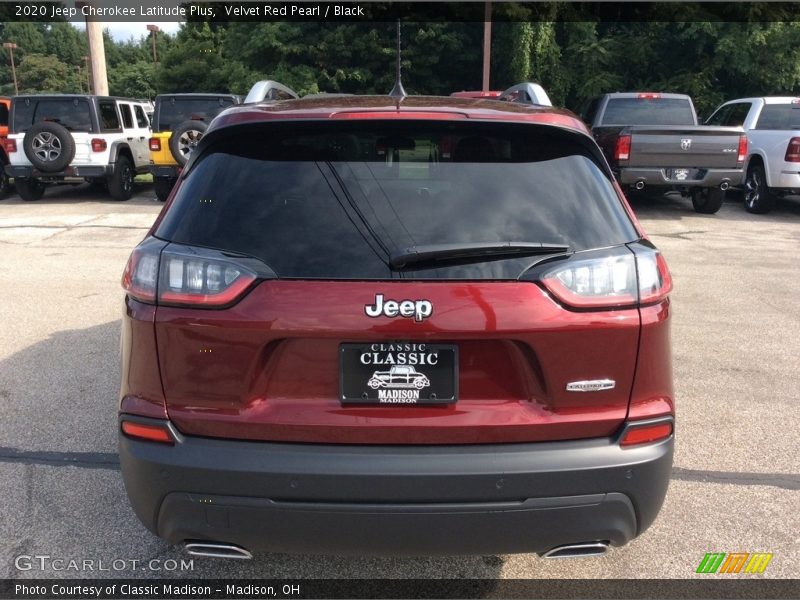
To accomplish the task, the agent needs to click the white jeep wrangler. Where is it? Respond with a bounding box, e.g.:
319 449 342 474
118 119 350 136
4 95 152 201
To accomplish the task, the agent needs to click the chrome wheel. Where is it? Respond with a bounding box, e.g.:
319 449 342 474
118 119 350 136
122 164 133 195
177 129 204 160
31 132 62 163
744 168 761 210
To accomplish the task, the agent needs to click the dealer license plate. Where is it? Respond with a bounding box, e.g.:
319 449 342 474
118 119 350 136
339 343 458 405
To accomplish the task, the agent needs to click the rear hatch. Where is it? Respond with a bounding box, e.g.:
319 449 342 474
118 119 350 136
153 96 238 133
149 120 649 444
9 96 95 165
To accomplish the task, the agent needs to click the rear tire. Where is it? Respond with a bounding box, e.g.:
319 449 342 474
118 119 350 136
23 122 76 172
743 163 775 214
108 155 134 201
15 178 46 201
0 161 11 199
690 187 724 214
153 176 175 202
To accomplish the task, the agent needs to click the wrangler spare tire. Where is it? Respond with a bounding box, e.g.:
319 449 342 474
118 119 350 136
169 120 208 166
23 122 75 173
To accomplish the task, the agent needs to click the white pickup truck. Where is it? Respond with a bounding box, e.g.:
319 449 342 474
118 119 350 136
706 97 800 213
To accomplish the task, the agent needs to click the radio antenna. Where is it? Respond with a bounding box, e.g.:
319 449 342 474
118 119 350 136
388 20 407 99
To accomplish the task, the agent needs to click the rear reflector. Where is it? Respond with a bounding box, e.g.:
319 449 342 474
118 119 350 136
620 422 673 446
121 421 174 444
615 134 631 162
149 138 161 151
91 138 107 152
785 137 800 162
4 138 17 153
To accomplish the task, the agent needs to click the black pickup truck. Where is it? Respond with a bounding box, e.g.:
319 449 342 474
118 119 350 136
582 92 748 213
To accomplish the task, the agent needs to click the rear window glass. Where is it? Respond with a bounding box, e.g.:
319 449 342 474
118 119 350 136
12 98 92 132
755 103 800 130
0 103 7 127
156 122 637 280
600 98 696 126
155 97 236 132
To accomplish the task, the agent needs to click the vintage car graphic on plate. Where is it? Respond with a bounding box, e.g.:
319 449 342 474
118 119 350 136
367 365 431 390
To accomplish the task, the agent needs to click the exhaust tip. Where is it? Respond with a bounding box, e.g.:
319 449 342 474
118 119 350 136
719 181 730 191
185 542 252 560
541 542 609 559
634 180 645 190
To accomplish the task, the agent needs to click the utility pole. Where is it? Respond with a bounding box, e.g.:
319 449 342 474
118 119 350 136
3 42 19 95
147 25 160 69
76 1 109 95
482 1 492 91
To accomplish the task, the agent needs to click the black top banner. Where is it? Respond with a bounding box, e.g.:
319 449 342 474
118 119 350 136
4 1 800 23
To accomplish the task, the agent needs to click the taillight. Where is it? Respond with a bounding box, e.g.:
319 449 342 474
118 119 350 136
737 134 748 165
784 137 800 162
121 420 174 444
91 138 107 152
149 138 161 151
620 420 673 447
637 251 673 304
4 138 17 153
615 134 631 161
122 245 159 303
637 92 662 100
158 252 256 307
122 239 258 308
541 246 672 309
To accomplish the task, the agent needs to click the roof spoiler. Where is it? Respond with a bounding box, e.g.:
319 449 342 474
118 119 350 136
244 80 299 104
499 82 552 107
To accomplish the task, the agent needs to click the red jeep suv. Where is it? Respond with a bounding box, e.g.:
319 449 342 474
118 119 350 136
119 88 674 558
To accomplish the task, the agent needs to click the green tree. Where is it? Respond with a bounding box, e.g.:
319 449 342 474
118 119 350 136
156 23 230 92
45 22 87 67
16 53 79 93
1 22 47 57
109 61 157 99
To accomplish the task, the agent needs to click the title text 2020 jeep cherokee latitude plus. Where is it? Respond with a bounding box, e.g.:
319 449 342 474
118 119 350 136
120 91 675 557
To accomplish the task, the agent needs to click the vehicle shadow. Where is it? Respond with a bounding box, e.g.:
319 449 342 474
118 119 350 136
625 189 800 222
0 179 156 204
0 321 506 580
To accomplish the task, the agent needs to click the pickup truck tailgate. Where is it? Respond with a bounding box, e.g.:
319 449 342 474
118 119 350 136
627 126 742 168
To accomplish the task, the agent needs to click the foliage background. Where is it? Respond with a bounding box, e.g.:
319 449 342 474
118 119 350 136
2 19 800 117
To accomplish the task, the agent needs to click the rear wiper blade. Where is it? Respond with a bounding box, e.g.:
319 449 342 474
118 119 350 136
389 242 570 269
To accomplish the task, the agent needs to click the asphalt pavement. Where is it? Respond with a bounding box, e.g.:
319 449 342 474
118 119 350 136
0 182 798 581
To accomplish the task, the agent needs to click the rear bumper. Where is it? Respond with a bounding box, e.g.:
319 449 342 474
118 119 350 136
150 165 181 179
617 167 744 187
5 164 112 179
772 169 800 190
119 416 674 556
